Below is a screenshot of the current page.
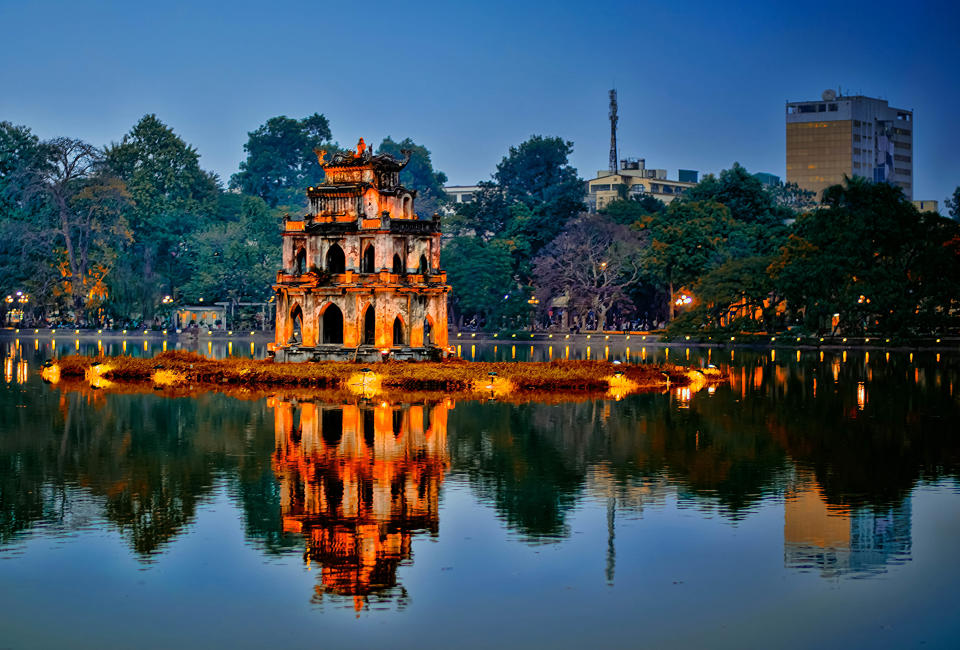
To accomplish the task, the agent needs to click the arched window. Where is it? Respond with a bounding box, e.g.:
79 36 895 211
362 245 375 273
325 243 345 273
289 304 303 344
393 316 404 345
403 195 413 218
363 304 375 345
294 247 306 275
418 254 429 274
423 317 432 346
321 304 343 344
392 253 403 274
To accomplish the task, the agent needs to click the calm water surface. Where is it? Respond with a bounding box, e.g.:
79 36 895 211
1 338 959 648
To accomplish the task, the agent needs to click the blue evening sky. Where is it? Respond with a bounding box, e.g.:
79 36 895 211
2 0 957 205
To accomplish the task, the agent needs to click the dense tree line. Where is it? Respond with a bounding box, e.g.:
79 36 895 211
444 141 960 336
0 114 444 329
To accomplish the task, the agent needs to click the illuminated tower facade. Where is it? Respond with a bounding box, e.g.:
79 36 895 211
271 138 450 362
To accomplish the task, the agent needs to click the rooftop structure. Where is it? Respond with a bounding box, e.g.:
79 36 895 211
271 139 450 362
786 90 914 200
586 158 697 211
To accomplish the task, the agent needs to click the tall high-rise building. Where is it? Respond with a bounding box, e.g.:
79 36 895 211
786 90 914 200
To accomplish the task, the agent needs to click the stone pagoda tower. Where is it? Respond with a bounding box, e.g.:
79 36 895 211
271 139 449 362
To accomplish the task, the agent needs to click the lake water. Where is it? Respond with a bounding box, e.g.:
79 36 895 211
1 337 958 648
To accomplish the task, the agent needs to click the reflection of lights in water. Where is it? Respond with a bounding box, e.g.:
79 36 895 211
228 341 233 356
625 347 630 360
665 348 669 360
707 385 716 395
675 386 692 406
936 353 940 363
97 340 103 353
686 348 690 361
796 350 801 362
909 353 914 363
207 341 212 356
4 357 12 383
472 345 477 360
121 340 126 353
75 339 80 350
770 349 776 362
529 345 534 358
565 345 570 359
509 345 514 360
857 382 867 410
813 377 817 397
548 346 553 360
34 339 38 350
730 349 734 361
885 352 889 362
641 347 646 361
143 340 149 351
456 344 461 357
865 352 869 364
842 351 847 363
605 345 609 359
249 341 254 356
914 368 919 383
832 360 840 382
586 347 591 359
819 351 824 362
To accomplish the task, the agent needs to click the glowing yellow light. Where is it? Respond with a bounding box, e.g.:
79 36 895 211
548 334 553 338
75 329 79 334
457 333 461 337
471 333 476 338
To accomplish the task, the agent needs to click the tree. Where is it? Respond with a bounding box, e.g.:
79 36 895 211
20 138 133 322
180 194 279 304
230 113 334 208
685 162 790 257
533 215 645 331
678 255 778 332
441 236 526 329
600 195 665 225
947 186 960 220
0 122 50 317
104 115 220 318
770 177 960 334
376 136 448 216
456 135 583 256
639 200 734 319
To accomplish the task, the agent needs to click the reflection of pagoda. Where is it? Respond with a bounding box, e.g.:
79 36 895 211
784 477 911 578
271 397 450 610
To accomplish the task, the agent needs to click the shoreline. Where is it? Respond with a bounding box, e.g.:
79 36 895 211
3 326 956 352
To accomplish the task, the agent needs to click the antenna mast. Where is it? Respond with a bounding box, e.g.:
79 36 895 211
608 89 618 173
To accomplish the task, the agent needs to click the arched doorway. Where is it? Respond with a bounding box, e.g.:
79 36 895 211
418 254 428 274
295 247 306 274
289 304 303 344
392 253 403 274
361 245 375 273
326 244 345 273
393 316 404 345
423 316 432 346
321 304 343 344
363 304 375 345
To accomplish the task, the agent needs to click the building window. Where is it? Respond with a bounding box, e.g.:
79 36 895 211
828 103 838 111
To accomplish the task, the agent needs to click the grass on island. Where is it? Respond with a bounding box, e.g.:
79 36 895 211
43 351 723 401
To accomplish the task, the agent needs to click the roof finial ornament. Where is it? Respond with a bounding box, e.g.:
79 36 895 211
356 137 366 157
313 147 327 166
